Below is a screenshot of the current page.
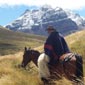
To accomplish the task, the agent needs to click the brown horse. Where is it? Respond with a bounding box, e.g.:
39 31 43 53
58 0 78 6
21 47 84 84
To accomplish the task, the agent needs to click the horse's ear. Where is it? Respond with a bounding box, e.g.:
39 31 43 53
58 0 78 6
25 47 27 51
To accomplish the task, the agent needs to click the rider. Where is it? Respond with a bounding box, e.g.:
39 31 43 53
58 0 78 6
38 25 70 81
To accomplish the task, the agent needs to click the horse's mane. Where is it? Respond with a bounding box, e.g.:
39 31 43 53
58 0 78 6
31 49 40 53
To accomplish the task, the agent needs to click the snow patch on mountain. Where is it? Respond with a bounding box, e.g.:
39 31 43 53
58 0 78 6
5 5 85 35
65 9 85 26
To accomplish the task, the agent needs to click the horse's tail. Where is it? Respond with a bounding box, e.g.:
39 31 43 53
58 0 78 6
75 54 83 79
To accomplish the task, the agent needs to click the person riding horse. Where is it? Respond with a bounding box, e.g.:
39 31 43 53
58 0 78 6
38 25 70 81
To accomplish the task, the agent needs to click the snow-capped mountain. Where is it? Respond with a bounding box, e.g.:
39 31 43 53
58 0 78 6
5 5 85 35
65 9 85 27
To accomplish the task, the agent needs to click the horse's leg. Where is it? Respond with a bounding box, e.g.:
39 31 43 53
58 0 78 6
41 77 49 85
41 77 56 85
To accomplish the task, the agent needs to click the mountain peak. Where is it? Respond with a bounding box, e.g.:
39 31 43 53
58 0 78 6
40 4 52 11
5 5 85 36
55 7 63 11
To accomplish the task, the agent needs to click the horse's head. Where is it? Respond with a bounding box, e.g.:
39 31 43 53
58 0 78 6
21 47 32 68
21 47 40 68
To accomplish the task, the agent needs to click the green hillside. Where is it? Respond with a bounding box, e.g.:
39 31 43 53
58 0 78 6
0 26 45 55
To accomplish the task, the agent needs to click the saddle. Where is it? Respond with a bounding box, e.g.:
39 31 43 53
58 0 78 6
60 53 76 63
49 53 76 65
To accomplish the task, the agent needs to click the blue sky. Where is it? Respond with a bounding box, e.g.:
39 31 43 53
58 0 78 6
0 0 85 26
0 5 38 26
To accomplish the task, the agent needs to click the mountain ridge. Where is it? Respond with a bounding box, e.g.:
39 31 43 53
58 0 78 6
5 5 85 35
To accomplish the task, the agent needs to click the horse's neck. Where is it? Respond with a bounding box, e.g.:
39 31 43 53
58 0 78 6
32 52 40 66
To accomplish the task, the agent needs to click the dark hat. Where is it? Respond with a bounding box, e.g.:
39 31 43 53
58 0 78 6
46 25 55 31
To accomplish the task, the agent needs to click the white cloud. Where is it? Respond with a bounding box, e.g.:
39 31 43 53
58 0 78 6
0 0 85 10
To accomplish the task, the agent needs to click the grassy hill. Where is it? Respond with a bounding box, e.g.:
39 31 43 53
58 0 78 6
0 26 45 55
66 30 85 69
0 29 85 85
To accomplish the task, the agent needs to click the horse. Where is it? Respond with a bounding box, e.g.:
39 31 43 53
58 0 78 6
21 47 84 85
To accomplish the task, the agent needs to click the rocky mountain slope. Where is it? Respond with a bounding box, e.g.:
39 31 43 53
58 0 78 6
5 5 85 35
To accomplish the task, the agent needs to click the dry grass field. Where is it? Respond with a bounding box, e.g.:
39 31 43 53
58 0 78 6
0 28 85 85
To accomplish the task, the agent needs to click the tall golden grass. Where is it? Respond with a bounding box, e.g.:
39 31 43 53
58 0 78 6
0 30 85 85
